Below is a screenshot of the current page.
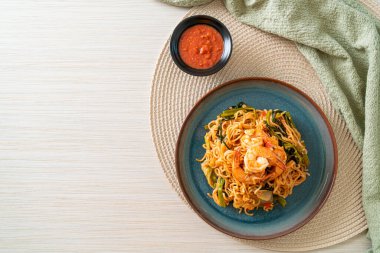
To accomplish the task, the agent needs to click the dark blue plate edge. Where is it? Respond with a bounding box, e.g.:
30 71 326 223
175 77 338 240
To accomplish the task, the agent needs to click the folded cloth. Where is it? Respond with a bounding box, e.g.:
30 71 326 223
161 0 380 252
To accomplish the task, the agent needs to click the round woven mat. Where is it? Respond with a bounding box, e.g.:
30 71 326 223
151 0 379 251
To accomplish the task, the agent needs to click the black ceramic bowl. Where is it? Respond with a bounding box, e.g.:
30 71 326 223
170 15 233 76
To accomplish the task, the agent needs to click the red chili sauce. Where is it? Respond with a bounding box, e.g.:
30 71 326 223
178 24 224 69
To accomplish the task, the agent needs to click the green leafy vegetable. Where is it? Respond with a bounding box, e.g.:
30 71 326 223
217 120 223 141
265 109 309 166
283 111 295 128
220 102 255 120
265 110 287 137
211 173 217 186
216 120 230 150
201 166 217 188
220 107 255 119
275 196 287 207
283 141 302 163
237 101 245 108
217 177 226 207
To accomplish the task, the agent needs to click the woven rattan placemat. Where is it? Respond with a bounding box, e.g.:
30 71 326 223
150 0 380 250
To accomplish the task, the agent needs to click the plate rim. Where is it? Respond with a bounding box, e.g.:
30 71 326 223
175 77 338 240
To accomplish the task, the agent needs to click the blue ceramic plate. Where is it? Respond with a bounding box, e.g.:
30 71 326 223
176 78 337 239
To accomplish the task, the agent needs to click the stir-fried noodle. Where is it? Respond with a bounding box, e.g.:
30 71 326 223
198 103 309 215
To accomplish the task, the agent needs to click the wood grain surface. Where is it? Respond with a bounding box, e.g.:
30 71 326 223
0 0 371 252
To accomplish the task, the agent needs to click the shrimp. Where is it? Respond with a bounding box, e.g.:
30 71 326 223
250 128 287 181
244 146 269 173
233 145 287 184
232 150 261 185
256 145 287 181
261 166 284 182
253 128 279 148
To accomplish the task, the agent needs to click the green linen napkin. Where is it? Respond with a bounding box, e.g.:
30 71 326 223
162 0 380 252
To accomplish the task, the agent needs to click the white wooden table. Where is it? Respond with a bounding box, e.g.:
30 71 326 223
0 1 372 252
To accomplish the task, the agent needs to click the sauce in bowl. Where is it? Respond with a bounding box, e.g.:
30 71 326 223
178 24 224 69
